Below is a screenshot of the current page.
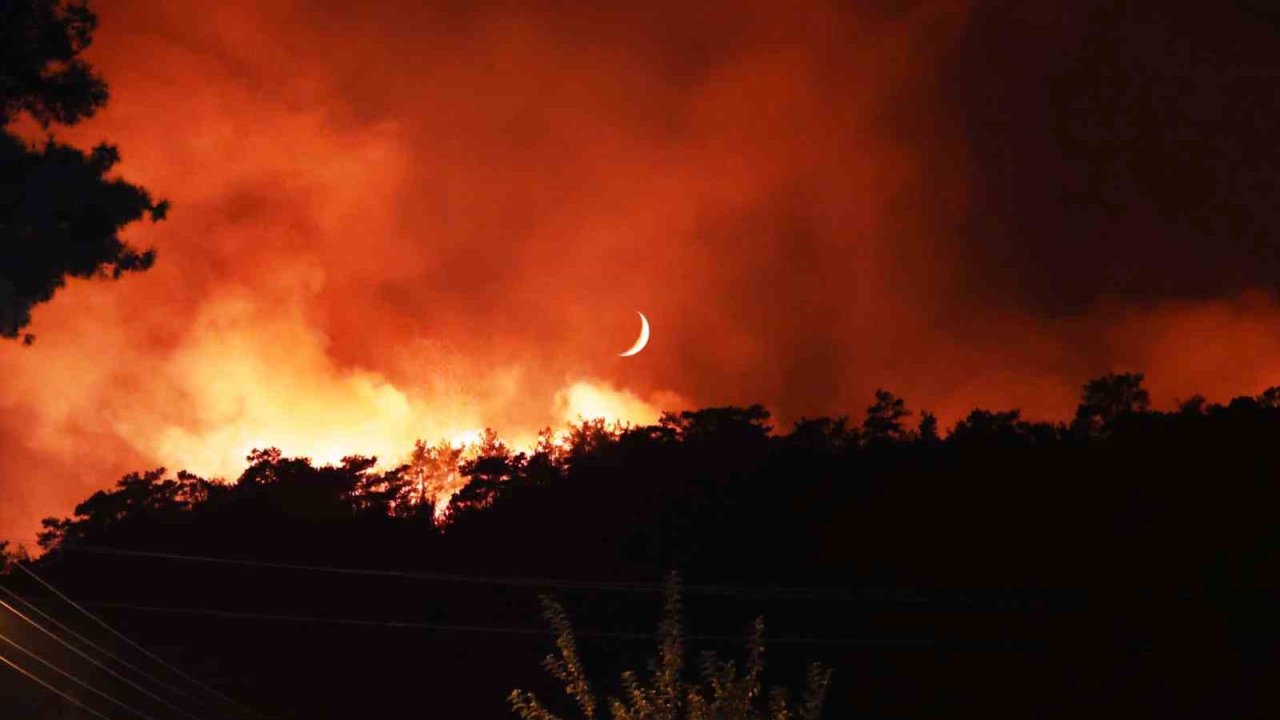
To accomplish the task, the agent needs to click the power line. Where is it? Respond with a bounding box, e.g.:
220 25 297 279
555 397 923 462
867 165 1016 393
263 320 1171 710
51 545 1060 607
62 545 672 592
0 629 159 720
86 602 566 635
0 583 214 715
67 600 1066 650
0 647 117 720
0 597 209 720
12 561 271 720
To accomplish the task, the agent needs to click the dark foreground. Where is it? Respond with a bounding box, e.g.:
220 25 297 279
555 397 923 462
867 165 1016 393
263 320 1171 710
4 378 1279 718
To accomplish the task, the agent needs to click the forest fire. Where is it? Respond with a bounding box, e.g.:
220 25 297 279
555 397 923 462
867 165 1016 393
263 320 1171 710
3 0 1280 548
6 2 1280 718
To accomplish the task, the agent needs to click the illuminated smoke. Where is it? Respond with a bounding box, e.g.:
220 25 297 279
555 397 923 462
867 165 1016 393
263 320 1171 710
1 1 1276 542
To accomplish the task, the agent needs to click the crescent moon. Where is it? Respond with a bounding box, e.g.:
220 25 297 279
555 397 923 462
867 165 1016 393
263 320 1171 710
618 311 650 357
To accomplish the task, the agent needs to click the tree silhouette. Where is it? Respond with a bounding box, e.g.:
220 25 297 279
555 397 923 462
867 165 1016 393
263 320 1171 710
25 373 1280 718
950 408 1032 447
0 0 107 126
0 539 30 575
452 429 522 516
405 438 465 512
0 0 167 341
1257 386 1280 410
1176 394 1208 416
659 406 772 447
1073 372 1151 436
861 389 911 445
916 410 940 446
783 416 858 455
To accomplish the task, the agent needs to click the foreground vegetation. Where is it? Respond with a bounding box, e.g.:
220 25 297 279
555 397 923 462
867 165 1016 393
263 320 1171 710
8 372 1280 717
511 576 831 720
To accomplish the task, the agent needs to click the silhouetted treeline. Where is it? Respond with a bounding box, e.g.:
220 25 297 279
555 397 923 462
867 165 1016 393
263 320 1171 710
14 372 1280 718
0 0 166 342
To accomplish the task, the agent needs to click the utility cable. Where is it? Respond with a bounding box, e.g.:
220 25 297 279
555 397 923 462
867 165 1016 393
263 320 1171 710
65 600 1057 650
12 561 271 719
0 647 116 720
0 598 209 720
54 544 1057 607
0 583 209 713
0 628 159 720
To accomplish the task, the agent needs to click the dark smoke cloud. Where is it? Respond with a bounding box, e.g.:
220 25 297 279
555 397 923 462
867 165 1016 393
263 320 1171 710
934 1 1280 314
2 0 1278 541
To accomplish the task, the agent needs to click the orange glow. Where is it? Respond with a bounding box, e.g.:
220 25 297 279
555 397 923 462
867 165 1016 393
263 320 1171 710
448 429 484 449
555 381 683 429
1 1 1278 543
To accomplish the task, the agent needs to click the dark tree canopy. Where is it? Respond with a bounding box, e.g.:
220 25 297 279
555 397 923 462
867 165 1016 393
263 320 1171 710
916 410 940 445
21 372 1280 718
861 388 911 445
1 0 106 126
1073 371 1151 436
0 0 167 341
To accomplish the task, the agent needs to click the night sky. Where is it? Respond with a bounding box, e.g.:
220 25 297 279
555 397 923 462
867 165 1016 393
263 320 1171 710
2 0 1278 542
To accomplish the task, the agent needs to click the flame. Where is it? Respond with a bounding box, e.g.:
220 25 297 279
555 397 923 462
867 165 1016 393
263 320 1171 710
0 0 941 540
555 381 683 428
448 429 484 449
2 0 1278 544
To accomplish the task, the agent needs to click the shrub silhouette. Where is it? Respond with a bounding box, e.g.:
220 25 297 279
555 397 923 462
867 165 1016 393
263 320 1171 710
510 575 831 720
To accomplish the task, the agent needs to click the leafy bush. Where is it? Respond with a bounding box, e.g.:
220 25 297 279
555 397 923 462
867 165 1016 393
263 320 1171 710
510 575 831 720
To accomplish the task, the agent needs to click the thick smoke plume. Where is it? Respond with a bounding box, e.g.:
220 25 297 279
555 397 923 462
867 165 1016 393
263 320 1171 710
2 0 1277 541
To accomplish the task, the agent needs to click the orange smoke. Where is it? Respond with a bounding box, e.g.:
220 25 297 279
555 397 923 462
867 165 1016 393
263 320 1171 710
1 0 1277 544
